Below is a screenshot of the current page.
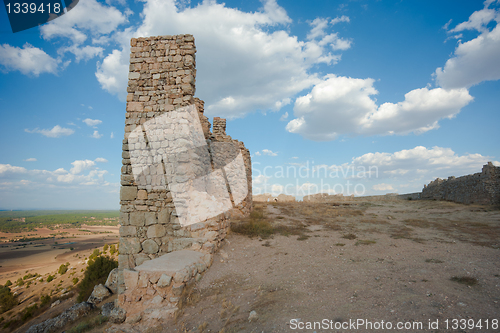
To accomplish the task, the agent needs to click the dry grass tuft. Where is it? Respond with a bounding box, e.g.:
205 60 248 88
450 276 478 286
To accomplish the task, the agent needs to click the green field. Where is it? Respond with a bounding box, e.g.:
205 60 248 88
0 211 120 233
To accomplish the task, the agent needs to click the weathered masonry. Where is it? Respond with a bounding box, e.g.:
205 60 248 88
422 162 500 205
118 35 252 323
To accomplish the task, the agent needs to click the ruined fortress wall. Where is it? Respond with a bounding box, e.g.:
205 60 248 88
119 35 252 293
421 162 500 205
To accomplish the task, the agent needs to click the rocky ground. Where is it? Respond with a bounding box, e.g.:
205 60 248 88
112 199 500 333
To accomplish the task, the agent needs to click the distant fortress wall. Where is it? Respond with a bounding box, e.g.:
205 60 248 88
421 162 500 205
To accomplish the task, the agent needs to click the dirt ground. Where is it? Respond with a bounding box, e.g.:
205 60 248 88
111 199 500 333
0 225 119 283
0 226 118 332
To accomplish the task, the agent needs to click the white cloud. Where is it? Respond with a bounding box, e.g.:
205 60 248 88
254 151 261 156
96 0 350 117
23 158 37 162
91 130 103 139
0 161 116 209
372 183 394 191
279 112 289 121
40 0 127 44
271 184 284 194
253 174 270 185
346 146 499 182
0 43 59 76
0 164 27 175
262 149 278 156
94 157 108 163
110 132 114 139
96 49 129 100
83 118 102 127
58 45 104 62
25 125 75 138
331 15 350 25
70 159 96 174
436 2 500 88
286 75 473 141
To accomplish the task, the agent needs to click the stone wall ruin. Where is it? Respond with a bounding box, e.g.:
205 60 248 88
421 162 500 205
118 34 252 323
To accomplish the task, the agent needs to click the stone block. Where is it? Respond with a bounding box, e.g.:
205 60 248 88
151 295 163 305
157 274 172 288
172 283 184 296
134 253 151 266
137 189 148 200
126 101 144 112
123 269 139 290
138 272 149 288
130 212 145 226
128 72 140 79
144 212 157 226
158 208 170 224
120 186 137 201
120 237 142 254
147 224 166 238
119 212 129 226
118 255 131 270
105 268 118 294
142 239 159 254
172 238 194 251
120 226 137 237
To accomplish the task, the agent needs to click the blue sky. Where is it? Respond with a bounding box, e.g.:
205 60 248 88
0 0 499 209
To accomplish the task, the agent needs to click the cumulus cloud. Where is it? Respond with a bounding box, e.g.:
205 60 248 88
25 125 75 138
335 146 499 185
58 45 104 62
95 0 351 117
436 1 500 88
95 49 129 100
0 160 116 209
253 174 270 185
0 43 59 76
70 159 95 174
94 157 108 163
40 0 127 44
23 158 37 162
91 130 103 139
286 75 473 141
262 149 278 156
372 183 395 191
83 118 102 127
280 112 289 121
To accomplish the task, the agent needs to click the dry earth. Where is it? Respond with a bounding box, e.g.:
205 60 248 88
0 226 119 332
113 199 500 333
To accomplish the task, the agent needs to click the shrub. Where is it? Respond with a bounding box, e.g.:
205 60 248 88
109 244 116 255
103 244 109 252
58 263 69 275
77 255 117 303
3 281 11 287
16 278 24 287
46 275 55 283
72 277 79 285
0 286 17 314
21 304 38 321
40 295 51 307
88 249 100 261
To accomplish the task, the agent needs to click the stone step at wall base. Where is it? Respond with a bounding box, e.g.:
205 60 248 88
119 250 212 323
